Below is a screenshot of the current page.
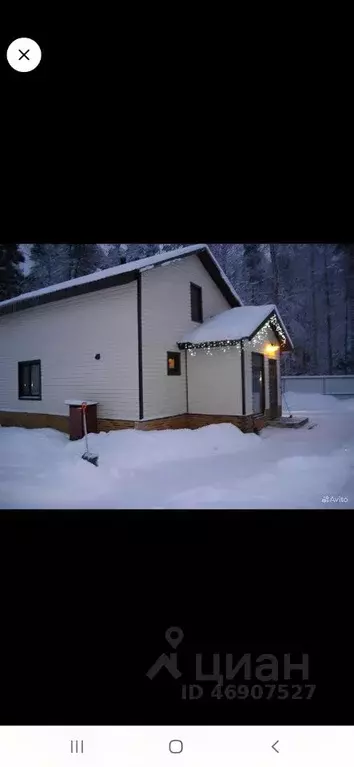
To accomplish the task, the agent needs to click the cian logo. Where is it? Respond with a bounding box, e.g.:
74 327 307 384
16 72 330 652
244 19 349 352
146 626 184 679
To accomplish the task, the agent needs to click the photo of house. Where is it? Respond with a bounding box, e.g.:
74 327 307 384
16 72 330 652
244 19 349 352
0 241 353 510
0 244 292 435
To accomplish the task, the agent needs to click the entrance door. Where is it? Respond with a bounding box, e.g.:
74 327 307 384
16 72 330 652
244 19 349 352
251 353 265 414
268 359 278 419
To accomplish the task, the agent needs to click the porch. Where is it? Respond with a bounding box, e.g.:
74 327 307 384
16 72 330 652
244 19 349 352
178 304 293 433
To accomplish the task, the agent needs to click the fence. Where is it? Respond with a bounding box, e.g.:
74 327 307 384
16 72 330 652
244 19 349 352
281 375 354 398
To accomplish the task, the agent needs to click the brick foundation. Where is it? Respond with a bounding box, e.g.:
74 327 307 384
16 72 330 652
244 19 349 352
0 409 279 435
98 418 135 432
134 414 190 431
135 411 276 433
0 411 137 435
0 411 69 433
185 413 253 432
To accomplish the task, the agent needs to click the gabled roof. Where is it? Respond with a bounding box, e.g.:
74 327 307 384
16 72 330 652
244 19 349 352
178 304 294 351
0 244 242 317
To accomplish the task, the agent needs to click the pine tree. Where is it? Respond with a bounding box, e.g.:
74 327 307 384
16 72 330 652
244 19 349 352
66 244 102 280
334 243 354 372
309 244 318 371
97 244 124 268
269 244 280 306
0 243 24 300
243 243 265 304
322 245 333 375
24 243 69 291
137 244 160 260
159 243 186 253
113 244 183 264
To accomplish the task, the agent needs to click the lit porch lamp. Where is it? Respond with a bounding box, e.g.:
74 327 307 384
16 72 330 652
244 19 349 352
264 343 279 356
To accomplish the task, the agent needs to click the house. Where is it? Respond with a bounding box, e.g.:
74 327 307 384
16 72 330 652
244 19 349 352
0 244 293 435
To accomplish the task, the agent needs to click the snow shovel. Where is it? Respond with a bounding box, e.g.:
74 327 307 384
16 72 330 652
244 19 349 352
81 402 99 467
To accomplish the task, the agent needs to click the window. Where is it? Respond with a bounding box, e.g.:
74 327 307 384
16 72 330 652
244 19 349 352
167 351 181 376
190 282 203 323
251 353 264 414
18 360 42 399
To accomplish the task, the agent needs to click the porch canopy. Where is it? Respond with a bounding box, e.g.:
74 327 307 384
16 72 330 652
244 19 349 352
178 304 294 351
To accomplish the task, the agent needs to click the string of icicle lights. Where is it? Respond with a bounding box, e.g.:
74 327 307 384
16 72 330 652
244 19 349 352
184 314 287 356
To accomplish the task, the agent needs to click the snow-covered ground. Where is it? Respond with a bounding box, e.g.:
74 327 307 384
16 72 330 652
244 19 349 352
0 393 353 510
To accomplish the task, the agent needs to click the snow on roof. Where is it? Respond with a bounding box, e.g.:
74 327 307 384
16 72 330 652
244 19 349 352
180 304 293 348
0 244 242 311
64 400 98 406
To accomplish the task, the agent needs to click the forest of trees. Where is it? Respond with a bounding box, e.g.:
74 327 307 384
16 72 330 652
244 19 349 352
0 242 353 376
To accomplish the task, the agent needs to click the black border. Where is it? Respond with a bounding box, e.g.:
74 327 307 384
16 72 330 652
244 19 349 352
1 510 353 723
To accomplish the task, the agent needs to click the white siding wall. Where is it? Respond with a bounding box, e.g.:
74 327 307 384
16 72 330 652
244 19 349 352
0 283 139 420
187 348 242 415
244 326 280 414
141 255 231 419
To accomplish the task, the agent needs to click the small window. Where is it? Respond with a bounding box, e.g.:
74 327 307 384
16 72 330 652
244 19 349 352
167 351 181 376
18 360 42 399
190 282 203 323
